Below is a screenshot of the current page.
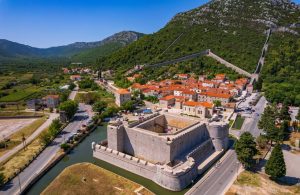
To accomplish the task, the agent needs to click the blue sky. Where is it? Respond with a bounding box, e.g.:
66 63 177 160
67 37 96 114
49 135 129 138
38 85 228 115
0 0 299 48
0 0 209 48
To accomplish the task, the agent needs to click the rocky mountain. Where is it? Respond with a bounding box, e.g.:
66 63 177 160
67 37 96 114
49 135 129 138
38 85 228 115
100 0 299 72
0 31 143 58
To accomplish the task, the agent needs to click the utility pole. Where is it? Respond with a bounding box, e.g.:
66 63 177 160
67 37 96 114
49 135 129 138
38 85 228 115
236 161 240 181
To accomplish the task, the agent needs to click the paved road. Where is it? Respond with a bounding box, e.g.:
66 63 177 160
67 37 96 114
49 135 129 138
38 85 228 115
0 104 91 195
0 113 59 164
68 84 79 100
186 148 239 195
283 150 300 184
240 96 267 138
186 97 267 195
231 96 267 138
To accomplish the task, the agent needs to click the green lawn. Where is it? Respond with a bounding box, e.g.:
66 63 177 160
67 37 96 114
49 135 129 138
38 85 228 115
0 86 40 102
232 115 245 130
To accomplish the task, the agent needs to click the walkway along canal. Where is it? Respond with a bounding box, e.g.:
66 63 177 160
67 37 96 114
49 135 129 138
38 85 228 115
25 125 189 195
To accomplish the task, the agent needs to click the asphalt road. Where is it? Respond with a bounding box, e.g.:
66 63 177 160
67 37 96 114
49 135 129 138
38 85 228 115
186 148 239 195
186 97 267 195
240 96 266 138
0 104 91 195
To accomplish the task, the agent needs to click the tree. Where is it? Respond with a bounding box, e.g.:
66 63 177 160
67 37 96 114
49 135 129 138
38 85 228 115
69 82 76 90
0 172 4 186
279 104 291 121
256 135 268 149
48 119 62 137
40 131 52 145
121 100 135 112
92 101 107 113
213 100 222 107
281 120 290 140
265 144 286 179
234 132 258 169
259 105 280 143
59 100 78 120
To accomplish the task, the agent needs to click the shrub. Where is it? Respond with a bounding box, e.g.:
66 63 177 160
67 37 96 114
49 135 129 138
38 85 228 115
60 143 70 151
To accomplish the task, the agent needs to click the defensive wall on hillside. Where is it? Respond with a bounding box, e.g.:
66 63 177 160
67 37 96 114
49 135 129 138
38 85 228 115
93 113 229 191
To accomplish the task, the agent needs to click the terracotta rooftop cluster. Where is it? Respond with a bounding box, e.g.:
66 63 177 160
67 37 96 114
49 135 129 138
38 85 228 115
131 74 249 102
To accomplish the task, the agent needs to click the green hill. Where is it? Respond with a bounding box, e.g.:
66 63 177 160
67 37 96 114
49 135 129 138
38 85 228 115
0 31 144 71
99 0 299 105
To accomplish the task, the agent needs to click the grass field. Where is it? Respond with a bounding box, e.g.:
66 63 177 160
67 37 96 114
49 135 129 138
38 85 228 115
0 135 45 181
0 117 47 157
226 171 300 195
232 115 245 130
42 163 153 195
0 86 41 102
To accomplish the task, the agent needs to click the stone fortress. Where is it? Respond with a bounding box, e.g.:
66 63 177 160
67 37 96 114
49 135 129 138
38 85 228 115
92 113 229 191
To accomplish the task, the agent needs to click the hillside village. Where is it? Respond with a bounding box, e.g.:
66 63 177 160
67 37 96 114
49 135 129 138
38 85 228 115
112 73 252 119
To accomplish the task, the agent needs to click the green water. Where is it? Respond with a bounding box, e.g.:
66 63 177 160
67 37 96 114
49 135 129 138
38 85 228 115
25 125 188 195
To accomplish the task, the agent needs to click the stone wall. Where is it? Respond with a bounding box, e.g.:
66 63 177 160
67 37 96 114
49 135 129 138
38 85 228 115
122 126 170 163
93 144 199 191
169 124 211 160
207 123 229 151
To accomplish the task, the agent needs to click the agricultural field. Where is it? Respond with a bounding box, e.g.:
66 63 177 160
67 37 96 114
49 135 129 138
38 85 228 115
0 85 41 102
0 72 73 105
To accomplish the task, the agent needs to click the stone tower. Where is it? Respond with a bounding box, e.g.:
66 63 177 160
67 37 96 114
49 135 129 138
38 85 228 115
207 122 229 151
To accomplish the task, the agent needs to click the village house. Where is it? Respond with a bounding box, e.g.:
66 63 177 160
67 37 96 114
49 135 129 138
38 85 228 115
212 74 226 83
159 95 176 109
44 95 60 108
182 101 214 118
70 75 81 81
115 89 131 107
182 90 197 101
174 74 189 80
198 92 232 105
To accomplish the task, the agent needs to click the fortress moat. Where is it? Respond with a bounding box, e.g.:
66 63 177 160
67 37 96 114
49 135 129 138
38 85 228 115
92 113 229 191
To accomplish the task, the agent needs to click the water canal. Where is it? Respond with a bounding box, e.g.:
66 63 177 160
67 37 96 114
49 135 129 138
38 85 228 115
26 125 189 195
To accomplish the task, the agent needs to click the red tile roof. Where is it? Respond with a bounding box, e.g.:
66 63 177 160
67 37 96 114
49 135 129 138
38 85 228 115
183 101 213 108
160 95 175 101
117 89 131 95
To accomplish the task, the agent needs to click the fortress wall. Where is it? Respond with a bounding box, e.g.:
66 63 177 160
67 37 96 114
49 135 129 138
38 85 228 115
136 115 167 133
170 124 210 160
93 145 157 180
186 139 215 164
123 127 171 163
93 145 199 191
207 123 229 151
107 125 124 151
156 161 198 191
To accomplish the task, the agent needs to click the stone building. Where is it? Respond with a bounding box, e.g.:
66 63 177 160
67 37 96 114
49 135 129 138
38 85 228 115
182 101 214 118
159 95 176 108
197 92 232 105
115 89 131 107
44 95 60 108
93 113 229 191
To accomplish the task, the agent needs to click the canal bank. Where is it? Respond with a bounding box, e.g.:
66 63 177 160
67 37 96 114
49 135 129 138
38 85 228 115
25 125 188 195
